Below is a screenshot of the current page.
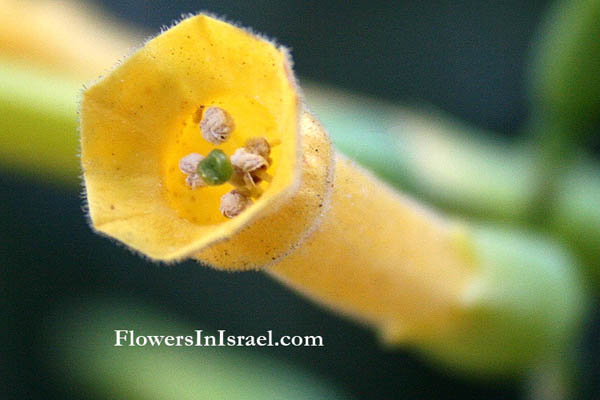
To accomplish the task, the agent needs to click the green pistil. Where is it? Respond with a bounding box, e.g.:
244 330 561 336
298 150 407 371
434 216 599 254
198 149 233 185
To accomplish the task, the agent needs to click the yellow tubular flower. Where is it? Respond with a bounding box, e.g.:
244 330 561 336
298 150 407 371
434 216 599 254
81 15 474 347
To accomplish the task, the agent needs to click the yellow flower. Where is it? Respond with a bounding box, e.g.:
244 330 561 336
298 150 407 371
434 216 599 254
81 14 474 343
82 14 310 265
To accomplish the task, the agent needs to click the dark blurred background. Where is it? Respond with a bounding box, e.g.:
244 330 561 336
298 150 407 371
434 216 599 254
105 0 544 137
3 1 599 399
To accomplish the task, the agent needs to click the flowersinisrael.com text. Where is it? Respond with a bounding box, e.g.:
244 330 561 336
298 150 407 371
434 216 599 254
114 330 324 347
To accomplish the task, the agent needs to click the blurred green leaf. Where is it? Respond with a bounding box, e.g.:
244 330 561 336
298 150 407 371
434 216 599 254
551 156 600 284
529 0 600 139
0 60 81 186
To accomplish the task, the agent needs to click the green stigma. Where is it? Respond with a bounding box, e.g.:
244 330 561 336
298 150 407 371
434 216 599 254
198 149 233 185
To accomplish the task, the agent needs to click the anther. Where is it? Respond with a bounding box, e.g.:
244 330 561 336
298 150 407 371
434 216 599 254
220 190 252 218
200 106 235 145
179 153 206 189
244 137 271 158
185 174 205 189
230 148 268 172
230 148 269 187
179 153 204 174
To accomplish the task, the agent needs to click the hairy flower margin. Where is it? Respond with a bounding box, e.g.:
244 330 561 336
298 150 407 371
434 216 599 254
80 14 585 375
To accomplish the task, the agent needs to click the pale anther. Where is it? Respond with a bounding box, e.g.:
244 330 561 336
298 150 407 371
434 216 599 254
179 152 204 174
245 137 271 158
179 153 206 189
200 106 235 145
230 148 268 172
220 190 251 218
185 174 205 189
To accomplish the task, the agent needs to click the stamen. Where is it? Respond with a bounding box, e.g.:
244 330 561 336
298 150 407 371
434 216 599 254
230 148 268 172
179 153 204 174
229 167 248 188
179 153 206 189
245 137 271 158
200 106 235 145
230 167 259 189
185 174 205 189
220 189 252 218
230 147 269 188
249 185 264 198
253 169 273 183
179 136 275 217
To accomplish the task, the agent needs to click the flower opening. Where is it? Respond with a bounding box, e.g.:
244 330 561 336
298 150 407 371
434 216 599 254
80 14 309 264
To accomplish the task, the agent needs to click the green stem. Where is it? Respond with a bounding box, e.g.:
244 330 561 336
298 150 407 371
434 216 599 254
524 0 600 227
525 120 578 226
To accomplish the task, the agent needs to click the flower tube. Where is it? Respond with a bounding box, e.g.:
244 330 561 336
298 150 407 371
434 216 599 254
81 13 469 338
